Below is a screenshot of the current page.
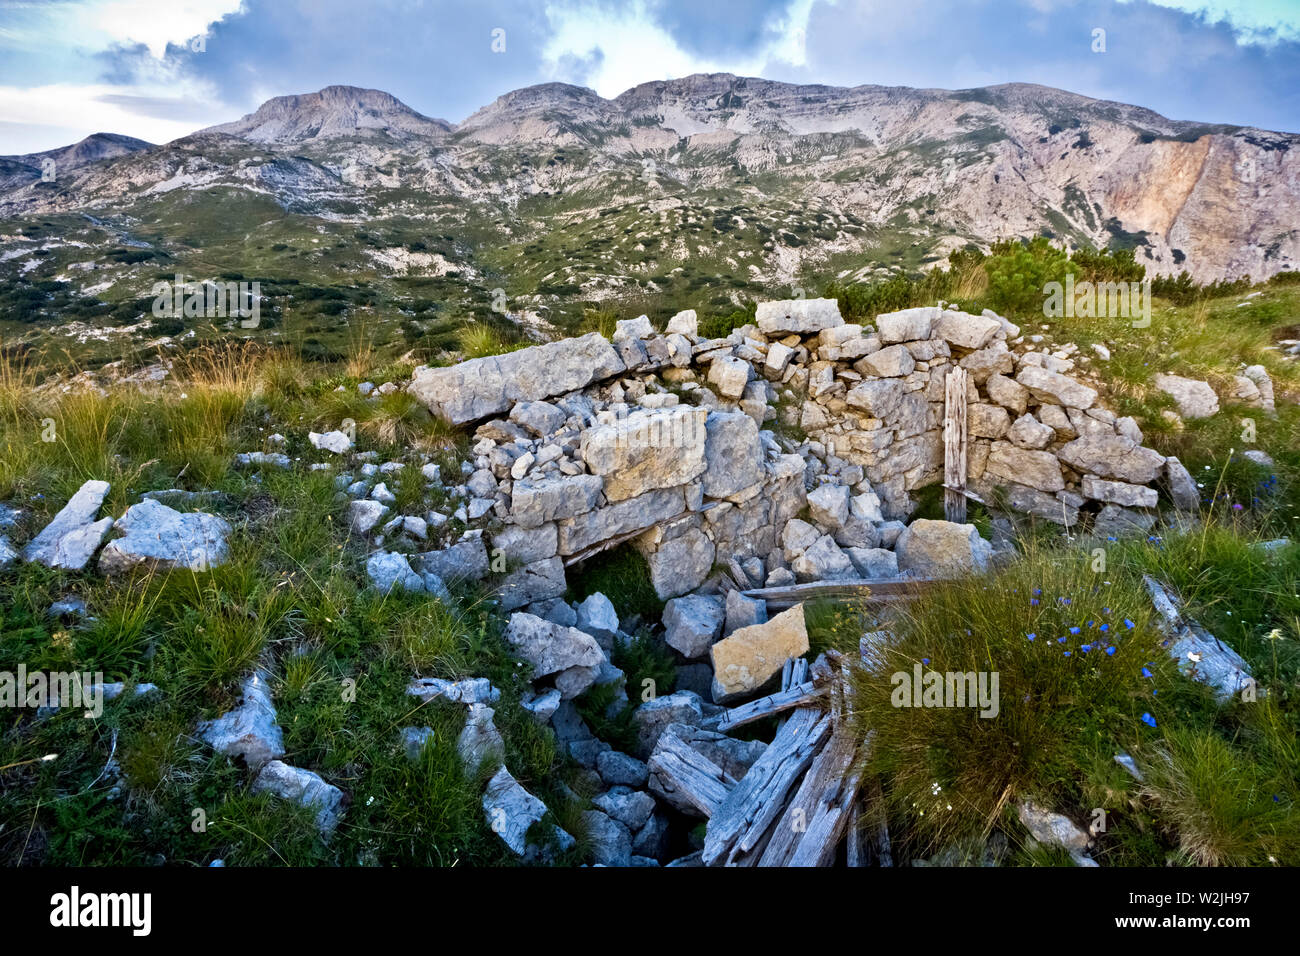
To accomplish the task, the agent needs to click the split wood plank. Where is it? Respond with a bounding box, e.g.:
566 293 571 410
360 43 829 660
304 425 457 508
646 727 738 819
755 726 865 867
715 680 824 734
943 366 969 524
701 706 834 866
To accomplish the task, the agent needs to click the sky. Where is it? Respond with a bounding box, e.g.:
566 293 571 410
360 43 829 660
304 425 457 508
1 0 1298 153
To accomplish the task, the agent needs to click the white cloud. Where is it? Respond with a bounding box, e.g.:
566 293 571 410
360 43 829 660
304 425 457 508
540 0 815 96
0 81 223 151
85 0 244 57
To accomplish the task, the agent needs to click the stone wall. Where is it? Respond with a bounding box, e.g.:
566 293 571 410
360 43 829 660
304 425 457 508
402 298 1200 606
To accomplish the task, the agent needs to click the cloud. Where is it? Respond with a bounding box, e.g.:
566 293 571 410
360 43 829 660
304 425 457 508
2 0 1299 152
761 0 1300 131
0 83 207 149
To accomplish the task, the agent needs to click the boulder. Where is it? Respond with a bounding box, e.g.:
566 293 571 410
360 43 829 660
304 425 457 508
580 406 707 501
347 499 388 535
968 404 1011 440
409 332 625 424
640 525 715 600
198 672 284 768
858 344 915 378
1006 413 1054 450
557 487 685 555
724 589 767 636
985 373 1030 416
792 534 857 582
594 786 656 831
707 355 752 399
847 547 899 578
97 499 230 574
496 556 568 611
308 430 353 454
666 309 698 336
807 483 851 529
416 537 490 583
511 474 604 529
663 594 725 659
875 307 937 344
596 751 650 789
491 523 558 565
755 298 844 335
932 310 1001 350
1081 476 1158 508
483 765 574 858
23 479 114 571
1163 457 1200 511
407 676 500 705
709 604 810 704
1015 366 1098 409
984 442 1064 493
845 379 905 418
251 760 346 833
575 592 619 641
581 810 633 866
366 551 425 593
456 702 506 772
1153 373 1219 419
702 411 764 499
509 400 568 437
895 519 993 577
1057 434 1166 485
633 690 707 757
1093 504 1157 537
504 613 604 696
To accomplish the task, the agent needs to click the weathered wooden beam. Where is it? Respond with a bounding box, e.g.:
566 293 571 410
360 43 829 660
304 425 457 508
738 576 929 610
702 707 834 866
944 366 969 524
646 727 738 819
715 680 824 734
756 727 864 867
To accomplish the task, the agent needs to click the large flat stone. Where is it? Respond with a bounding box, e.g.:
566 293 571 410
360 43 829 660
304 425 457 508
1057 434 1166 485
409 332 625 424
755 298 844 335
709 604 810 704
580 406 707 501
23 479 113 570
557 486 685 555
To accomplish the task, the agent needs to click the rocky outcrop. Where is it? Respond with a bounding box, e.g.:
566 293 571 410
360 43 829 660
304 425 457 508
97 499 230 574
22 479 114 571
409 333 624 424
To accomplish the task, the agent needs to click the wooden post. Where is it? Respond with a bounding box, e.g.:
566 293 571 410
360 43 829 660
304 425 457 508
944 367 969 524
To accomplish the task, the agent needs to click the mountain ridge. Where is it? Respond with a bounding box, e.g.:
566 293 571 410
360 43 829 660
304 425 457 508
1 74 1296 295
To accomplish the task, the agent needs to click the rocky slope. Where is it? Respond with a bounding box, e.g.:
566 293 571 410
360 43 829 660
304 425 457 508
1 74 1296 305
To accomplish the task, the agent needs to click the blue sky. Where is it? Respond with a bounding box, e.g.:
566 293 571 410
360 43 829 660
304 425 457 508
1 0 1298 152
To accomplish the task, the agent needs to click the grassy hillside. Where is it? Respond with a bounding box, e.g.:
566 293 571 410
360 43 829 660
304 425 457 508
0 247 1296 866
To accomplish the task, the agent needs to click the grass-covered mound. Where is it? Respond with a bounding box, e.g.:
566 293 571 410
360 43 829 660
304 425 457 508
849 530 1299 866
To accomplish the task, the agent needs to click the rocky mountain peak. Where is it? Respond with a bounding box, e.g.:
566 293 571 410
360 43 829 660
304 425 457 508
203 84 451 144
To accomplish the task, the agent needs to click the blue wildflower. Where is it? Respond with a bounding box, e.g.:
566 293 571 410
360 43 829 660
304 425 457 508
1105 646 1117 656
1140 713 1157 728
